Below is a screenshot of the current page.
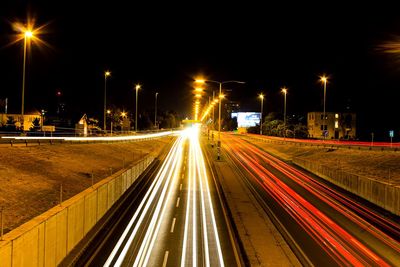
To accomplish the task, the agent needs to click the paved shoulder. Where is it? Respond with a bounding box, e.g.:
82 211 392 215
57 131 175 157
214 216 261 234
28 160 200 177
205 142 301 266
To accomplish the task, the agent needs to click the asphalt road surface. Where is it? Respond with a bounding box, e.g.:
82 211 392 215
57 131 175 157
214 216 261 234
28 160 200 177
221 133 400 266
69 127 240 267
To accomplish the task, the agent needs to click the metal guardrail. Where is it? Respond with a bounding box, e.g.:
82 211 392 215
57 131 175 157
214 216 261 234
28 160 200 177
242 134 400 152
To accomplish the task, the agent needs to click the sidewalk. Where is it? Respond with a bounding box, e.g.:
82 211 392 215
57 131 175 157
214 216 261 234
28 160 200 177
203 138 301 267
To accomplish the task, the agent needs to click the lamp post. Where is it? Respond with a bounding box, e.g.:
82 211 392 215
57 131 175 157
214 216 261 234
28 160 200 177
195 79 245 160
155 92 158 129
107 109 112 135
320 76 328 140
104 71 111 133
135 84 141 132
281 87 287 138
21 30 33 116
212 91 216 130
259 93 264 135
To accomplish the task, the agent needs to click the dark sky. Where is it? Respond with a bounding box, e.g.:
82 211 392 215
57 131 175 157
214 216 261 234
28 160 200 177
1 2 400 140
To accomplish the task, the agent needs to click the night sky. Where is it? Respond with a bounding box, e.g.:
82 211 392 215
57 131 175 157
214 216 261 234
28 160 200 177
1 2 400 140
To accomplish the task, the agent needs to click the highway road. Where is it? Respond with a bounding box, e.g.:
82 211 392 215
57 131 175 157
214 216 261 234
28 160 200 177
68 127 240 266
221 133 400 266
245 133 400 149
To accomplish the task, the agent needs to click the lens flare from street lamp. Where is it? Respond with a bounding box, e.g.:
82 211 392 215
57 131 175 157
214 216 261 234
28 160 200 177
24 31 33 38
281 88 288 94
8 17 52 50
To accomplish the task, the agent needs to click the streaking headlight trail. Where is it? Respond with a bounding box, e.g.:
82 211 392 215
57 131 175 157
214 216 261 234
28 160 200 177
103 126 226 267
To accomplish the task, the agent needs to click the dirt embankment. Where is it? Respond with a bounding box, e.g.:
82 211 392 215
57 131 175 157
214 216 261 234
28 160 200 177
0 137 174 233
239 135 400 185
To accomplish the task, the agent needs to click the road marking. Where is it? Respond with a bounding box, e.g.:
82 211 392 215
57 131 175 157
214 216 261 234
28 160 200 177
170 218 176 233
181 173 184 179
183 165 185 171
180 184 182 191
176 197 180 207
162 251 169 267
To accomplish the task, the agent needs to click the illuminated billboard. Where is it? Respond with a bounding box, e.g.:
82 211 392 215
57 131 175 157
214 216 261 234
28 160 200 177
231 112 261 128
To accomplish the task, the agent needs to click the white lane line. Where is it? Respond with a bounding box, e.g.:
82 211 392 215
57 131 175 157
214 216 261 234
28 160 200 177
104 137 182 266
140 143 184 267
176 197 180 207
162 251 169 267
180 183 182 191
182 173 184 179
171 218 177 233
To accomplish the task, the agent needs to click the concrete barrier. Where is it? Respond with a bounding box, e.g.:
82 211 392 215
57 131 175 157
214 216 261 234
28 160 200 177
293 157 400 216
0 156 154 267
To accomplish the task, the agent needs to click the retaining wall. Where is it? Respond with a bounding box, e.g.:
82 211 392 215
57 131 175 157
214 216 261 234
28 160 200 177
0 156 153 267
293 157 400 216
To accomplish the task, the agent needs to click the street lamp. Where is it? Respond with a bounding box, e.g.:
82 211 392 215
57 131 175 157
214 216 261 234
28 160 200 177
259 93 264 135
195 79 245 159
135 84 141 131
155 92 159 129
21 30 34 116
320 76 328 140
104 71 111 133
107 109 112 135
281 87 288 138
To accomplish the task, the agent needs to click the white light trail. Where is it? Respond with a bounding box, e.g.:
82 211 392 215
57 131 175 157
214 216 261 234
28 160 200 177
135 138 183 267
1 131 177 142
103 126 225 266
196 135 225 267
104 136 182 266
180 125 225 267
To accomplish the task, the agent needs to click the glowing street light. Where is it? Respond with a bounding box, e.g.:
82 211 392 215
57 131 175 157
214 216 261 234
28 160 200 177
320 75 328 140
281 87 288 138
195 78 245 160
259 93 264 135
135 84 141 131
104 71 111 132
24 31 33 38
11 18 49 119
21 30 34 116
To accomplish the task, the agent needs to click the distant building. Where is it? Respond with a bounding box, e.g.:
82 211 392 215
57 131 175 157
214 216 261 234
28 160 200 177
307 112 356 139
0 112 41 131
224 101 240 115
75 114 88 136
